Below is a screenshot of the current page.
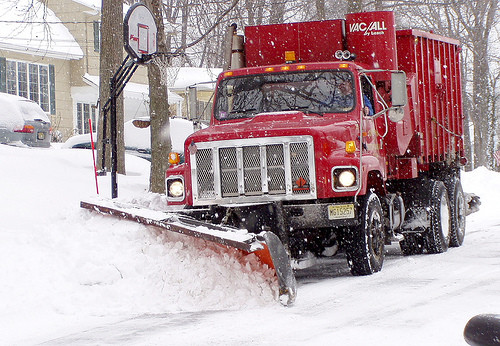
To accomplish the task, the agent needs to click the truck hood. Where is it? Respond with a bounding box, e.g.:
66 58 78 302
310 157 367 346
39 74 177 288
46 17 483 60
185 111 359 152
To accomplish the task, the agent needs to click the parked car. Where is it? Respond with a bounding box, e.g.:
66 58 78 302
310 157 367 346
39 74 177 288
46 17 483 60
62 132 152 161
0 92 51 148
62 117 198 162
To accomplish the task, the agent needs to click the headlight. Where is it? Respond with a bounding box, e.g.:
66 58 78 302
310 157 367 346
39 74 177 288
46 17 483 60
338 170 355 187
166 177 185 200
332 167 358 191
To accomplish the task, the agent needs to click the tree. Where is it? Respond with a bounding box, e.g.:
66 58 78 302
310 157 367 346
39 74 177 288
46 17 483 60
97 0 125 174
144 0 239 193
144 0 171 194
394 0 499 170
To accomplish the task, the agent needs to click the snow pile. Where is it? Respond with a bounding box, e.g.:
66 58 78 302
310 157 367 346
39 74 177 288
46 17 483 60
1 141 500 345
0 144 276 344
0 92 51 130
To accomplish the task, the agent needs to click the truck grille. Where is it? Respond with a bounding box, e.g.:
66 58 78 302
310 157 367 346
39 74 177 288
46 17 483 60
191 136 316 205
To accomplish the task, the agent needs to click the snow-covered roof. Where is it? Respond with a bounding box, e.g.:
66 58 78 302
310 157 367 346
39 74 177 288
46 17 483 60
82 73 184 104
0 0 83 60
169 67 222 91
70 0 101 12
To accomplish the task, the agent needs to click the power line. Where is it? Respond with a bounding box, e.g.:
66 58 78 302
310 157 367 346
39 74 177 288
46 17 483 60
0 20 99 24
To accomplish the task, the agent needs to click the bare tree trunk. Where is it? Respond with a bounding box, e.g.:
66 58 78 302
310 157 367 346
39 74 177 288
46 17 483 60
97 0 124 174
347 0 363 13
269 0 286 23
145 0 171 194
315 0 326 20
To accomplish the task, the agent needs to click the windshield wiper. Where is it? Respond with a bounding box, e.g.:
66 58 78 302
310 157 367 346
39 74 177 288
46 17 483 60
289 106 324 117
229 107 256 114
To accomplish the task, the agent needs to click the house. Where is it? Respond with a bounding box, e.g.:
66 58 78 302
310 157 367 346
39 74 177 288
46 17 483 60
0 0 216 142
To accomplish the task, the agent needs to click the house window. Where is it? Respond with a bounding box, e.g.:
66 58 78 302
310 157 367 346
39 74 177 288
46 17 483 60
77 102 97 134
5 59 54 113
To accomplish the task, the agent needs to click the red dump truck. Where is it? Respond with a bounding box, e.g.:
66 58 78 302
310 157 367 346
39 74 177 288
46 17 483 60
165 11 466 276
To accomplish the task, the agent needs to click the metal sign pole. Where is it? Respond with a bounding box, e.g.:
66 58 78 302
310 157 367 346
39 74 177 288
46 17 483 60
110 75 118 198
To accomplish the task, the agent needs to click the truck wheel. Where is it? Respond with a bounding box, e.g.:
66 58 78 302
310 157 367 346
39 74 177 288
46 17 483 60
446 178 466 247
399 233 425 256
425 180 450 254
345 191 385 275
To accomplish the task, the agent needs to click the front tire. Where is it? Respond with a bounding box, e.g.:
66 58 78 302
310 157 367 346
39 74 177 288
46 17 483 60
345 192 385 275
425 180 451 254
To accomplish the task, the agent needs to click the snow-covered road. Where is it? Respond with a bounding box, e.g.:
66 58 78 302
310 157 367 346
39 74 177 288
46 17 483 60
1 145 499 345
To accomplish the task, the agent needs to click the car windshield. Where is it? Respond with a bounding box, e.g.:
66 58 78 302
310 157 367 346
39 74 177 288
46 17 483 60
214 70 354 120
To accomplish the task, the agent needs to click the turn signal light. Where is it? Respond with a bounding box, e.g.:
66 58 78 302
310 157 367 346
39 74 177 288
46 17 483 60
168 152 181 165
15 125 35 133
345 141 356 154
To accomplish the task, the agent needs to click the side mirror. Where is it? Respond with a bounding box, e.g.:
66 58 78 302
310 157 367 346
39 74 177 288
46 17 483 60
391 71 407 107
388 108 404 122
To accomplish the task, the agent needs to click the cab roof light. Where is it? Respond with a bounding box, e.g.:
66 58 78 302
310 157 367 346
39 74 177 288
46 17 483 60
285 50 297 64
339 63 349 69
296 65 307 70
281 66 291 71
223 71 233 77
265 67 275 72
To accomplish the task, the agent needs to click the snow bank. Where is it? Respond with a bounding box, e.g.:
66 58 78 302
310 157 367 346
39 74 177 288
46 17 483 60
1 142 500 345
0 144 276 344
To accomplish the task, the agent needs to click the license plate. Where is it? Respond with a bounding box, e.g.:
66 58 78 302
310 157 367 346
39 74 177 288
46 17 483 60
328 204 355 220
37 132 45 140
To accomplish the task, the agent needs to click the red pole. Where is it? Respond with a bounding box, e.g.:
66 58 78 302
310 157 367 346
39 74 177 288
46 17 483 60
89 118 99 195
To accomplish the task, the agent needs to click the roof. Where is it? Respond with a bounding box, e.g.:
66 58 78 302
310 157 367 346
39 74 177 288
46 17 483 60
82 74 184 104
169 67 222 91
0 0 83 60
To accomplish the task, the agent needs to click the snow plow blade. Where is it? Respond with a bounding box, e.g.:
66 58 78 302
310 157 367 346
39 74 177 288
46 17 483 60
80 199 296 305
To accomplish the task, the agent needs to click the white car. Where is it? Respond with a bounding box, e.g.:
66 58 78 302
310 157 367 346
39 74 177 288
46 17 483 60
0 92 51 148
62 117 198 161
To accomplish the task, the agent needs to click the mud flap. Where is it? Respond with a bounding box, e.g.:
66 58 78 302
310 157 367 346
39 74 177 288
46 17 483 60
80 199 296 306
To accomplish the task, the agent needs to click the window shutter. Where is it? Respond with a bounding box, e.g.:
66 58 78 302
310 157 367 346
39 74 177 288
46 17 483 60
49 64 56 115
0 57 6 93
93 21 100 52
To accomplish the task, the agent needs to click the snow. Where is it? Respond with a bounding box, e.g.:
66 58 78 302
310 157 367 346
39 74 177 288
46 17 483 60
0 92 50 131
1 143 499 345
0 0 83 60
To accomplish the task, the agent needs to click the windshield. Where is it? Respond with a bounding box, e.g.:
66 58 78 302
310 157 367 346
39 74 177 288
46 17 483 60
214 70 354 120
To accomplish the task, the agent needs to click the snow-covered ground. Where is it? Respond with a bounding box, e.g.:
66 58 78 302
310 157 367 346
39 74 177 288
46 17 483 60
0 144 499 345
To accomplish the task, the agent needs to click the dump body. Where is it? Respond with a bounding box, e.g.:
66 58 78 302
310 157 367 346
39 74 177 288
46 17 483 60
396 30 464 166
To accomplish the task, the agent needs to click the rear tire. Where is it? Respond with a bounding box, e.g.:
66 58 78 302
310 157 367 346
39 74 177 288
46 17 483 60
446 178 466 247
425 180 450 254
345 192 385 275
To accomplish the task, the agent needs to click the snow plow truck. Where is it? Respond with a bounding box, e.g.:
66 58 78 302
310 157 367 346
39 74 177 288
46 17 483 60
166 10 467 272
83 10 467 305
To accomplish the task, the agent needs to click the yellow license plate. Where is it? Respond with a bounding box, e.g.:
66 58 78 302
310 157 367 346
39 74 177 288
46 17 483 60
328 204 355 220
